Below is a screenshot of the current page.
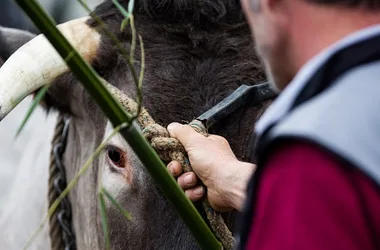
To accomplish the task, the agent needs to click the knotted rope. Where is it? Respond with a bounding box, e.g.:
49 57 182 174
106 82 235 250
48 115 76 250
48 115 65 250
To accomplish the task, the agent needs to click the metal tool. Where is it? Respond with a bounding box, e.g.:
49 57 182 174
195 82 277 129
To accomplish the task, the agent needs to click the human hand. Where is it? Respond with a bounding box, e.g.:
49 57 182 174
167 122 256 212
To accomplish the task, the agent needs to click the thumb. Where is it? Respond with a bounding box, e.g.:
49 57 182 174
167 122 205 149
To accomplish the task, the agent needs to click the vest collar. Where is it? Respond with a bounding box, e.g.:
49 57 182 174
255 24 380 136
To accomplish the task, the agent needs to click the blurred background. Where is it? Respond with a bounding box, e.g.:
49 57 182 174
0 0 103 208
0 0 102 31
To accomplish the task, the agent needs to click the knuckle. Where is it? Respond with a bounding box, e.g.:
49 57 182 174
190 172 198 182
192 186 204 197
183 172 196 187
185 190 195 200
210 135 228 144
177 175 186 188
219 136 229 144
168 161 179 176
167 123 185 137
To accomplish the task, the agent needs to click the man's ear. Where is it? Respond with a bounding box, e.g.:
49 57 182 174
261 0 290 29
0 27 35 62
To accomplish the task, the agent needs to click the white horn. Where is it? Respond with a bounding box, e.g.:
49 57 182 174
0 17 101 121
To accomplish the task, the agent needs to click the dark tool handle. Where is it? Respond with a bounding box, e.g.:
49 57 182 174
196 82 276 128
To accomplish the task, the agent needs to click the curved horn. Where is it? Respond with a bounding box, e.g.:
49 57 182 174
0 17 101 121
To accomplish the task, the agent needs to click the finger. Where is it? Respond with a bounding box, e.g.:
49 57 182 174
167 122 205 148
177 172 199 189
185 186 205 202
167 161 183 177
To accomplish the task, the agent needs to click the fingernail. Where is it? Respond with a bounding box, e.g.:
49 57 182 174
184 174 194 184
168 163 175 175
193 186 204 196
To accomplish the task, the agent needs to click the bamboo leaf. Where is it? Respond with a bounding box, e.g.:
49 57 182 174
15 85 49 137
128 0 135 13
129 15 136 63
135 34 145 117
77 0 141 98
101 187 132 220
120 18 129 32
112 1 136 62
112 0 131 32
14 47 73 137
112 0 131 18
99 191 111 250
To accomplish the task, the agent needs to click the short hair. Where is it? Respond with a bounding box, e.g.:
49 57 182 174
307 0 380 9
251 0 380 12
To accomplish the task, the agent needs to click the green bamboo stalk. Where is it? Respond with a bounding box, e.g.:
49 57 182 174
13 1 222 249
99 192 111 250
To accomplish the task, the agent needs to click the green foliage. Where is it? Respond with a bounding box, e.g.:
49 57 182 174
99 192 111 250
101 187 132 220
16 85 49 136
112 0 135 32
99 186 132 249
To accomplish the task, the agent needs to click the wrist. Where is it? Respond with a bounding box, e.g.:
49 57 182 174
220 161 256 211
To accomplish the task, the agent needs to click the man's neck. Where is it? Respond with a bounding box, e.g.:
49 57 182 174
289 5 380 73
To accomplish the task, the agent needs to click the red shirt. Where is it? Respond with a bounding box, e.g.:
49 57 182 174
246 141 380 250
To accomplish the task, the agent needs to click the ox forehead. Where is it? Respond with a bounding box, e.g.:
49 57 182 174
0 0 272 249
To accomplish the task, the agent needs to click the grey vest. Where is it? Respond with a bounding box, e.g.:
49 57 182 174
267 60 380 186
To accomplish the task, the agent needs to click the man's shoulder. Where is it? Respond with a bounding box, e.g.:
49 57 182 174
270 60 380 186
282 59 380 127
272 60 380 146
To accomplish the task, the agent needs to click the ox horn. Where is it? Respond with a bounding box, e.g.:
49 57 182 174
0 17 101 121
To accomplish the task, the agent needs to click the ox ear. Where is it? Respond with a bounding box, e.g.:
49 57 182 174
0 27 35 64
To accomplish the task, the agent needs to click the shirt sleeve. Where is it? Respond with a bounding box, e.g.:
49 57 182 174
246 140 379 250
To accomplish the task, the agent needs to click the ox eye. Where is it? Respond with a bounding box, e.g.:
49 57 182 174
106 145 126 168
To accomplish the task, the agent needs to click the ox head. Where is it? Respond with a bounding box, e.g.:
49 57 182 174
0 0 272 249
